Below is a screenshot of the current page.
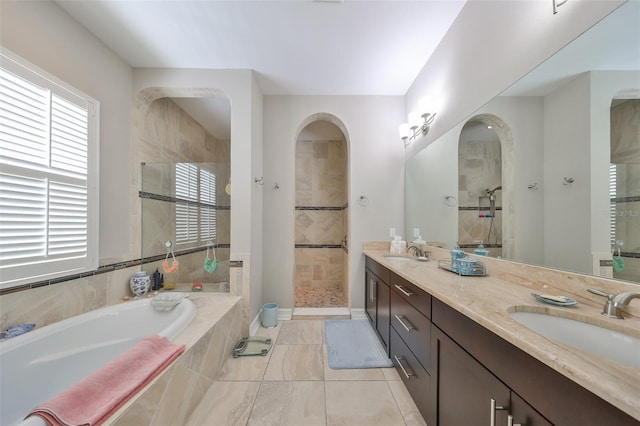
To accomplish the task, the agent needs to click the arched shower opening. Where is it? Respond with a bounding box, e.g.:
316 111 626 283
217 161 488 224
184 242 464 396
457 115 514 258
293 117 350 309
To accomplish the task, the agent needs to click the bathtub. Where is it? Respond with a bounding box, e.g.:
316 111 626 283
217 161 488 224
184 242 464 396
0 296 196 426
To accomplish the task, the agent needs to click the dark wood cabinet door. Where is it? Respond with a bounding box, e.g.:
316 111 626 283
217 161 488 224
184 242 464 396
376 276 390 352
365 268 377 325
510 392 552 426
433 326 510 426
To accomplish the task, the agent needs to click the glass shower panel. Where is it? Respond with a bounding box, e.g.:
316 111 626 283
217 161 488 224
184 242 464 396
141 162 231 291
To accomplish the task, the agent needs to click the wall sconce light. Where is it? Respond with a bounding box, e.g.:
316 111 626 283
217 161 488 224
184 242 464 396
399 110 436 147
553 0 568 14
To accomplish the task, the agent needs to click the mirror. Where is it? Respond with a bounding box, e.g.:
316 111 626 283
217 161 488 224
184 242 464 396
405 1 640 284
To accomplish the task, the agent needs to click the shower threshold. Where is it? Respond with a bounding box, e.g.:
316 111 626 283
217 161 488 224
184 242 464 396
292 307 351 320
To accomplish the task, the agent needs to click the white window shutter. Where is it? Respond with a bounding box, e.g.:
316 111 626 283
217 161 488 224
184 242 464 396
0 49 99 289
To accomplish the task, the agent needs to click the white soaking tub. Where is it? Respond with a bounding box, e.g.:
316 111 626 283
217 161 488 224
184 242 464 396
0 296 196 426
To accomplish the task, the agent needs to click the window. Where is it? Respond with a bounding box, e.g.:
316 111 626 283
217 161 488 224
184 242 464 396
609 163 617 246
0 49 99 289
175 163 216 246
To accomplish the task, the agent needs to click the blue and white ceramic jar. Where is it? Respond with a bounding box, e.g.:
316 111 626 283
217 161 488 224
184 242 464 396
130 271 151 297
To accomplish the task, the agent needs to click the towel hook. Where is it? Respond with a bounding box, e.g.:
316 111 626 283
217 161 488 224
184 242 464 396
444 195 457 207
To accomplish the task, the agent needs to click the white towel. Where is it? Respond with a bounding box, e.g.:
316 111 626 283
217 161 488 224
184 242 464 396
151 292 189 311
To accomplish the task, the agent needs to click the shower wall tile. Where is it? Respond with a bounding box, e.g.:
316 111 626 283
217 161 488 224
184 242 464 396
295 248 343 289
295 210 343 244
296 139 346 207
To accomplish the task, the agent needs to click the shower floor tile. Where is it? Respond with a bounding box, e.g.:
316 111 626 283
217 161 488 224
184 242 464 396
295 287 346 308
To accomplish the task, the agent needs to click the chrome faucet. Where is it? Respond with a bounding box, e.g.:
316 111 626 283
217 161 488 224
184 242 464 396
407 245 428 258
588 288 640 319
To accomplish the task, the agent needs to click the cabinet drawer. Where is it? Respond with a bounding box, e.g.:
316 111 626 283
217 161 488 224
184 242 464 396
365 257 390 283
391 272 431 318
390 290 431 372
390 327 431 421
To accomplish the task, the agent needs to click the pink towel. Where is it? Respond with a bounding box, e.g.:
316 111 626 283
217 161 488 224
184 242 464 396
27 334 185 426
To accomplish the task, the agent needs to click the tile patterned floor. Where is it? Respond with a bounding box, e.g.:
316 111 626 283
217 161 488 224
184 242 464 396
186 320 427 426
294 287 347 307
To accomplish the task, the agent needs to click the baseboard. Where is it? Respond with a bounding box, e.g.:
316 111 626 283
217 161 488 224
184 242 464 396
350 308 367 320
249 310 262 336
278 308 293 321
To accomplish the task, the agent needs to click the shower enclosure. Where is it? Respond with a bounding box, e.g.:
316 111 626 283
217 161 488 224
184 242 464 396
294 120 349 308
458 120 503 257
140 162 231 290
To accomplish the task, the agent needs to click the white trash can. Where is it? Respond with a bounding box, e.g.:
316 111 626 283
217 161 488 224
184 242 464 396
261 303 278 328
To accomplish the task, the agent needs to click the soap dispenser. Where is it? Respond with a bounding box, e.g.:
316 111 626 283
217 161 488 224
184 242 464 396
474 241 489 256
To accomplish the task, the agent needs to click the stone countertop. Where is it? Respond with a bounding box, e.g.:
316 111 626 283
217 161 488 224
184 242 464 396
363 247 640 421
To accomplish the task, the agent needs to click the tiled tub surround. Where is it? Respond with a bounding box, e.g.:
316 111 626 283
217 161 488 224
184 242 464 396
107 294 242 425
363 244 640 420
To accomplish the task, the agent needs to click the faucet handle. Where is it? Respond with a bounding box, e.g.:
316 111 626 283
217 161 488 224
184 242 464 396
588 288 624 319
588 288 613 300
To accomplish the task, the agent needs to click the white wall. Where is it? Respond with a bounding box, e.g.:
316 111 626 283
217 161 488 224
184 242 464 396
0 0 134 264
405 95 545 264
263 96 405 310
404 0 624 159
543 74 592 272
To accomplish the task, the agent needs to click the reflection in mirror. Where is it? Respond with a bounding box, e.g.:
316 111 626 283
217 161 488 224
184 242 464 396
141 162 231 291
458 121 502 257
610 99 640 283
405 1 640 284
137 94 231 291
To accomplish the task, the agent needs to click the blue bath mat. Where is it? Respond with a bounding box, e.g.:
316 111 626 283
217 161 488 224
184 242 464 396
324 319 393 369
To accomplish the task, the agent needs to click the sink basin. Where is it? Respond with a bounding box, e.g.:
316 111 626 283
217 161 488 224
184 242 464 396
382 254 415 261
509 311 640 368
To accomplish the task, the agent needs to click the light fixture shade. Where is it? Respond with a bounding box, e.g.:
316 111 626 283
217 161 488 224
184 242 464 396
408 112 421 130
398 123 411 140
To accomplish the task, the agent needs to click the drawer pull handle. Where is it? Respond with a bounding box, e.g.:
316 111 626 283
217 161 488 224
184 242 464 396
507 415 522 426
394 355 415 379
489 398 507 426
394 314 415 332
394 284 415 297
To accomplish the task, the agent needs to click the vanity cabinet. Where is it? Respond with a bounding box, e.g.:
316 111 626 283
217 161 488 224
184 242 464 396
432 325 550 426
432 297 639 426
390 274 431 371
363 257 639 426
389 272 435 425
365 258 390 353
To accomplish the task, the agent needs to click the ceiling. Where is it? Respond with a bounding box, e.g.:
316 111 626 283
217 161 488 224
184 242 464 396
56 0 466 96
54 0 466 140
